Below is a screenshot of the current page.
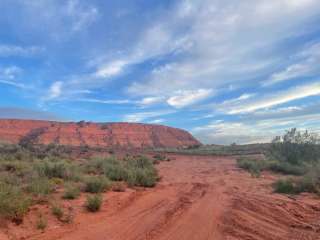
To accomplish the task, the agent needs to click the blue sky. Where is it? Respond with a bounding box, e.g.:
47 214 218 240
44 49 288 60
0 0 320 144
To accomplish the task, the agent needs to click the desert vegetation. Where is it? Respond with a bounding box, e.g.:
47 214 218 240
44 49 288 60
0 143 159 224
237 128 320 195
154 143 269 156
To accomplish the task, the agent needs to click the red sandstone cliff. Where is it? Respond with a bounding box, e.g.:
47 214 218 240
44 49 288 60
0 119 201 149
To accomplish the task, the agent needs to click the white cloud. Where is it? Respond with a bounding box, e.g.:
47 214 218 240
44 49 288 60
48 81 63 100
193 121 273 144
0 66 26 88
222 93 255 105
0 66 22 79
76 98 132 105
95 60 128 78
264 43 320 86
92 24 191 80
123 110 174 122
228 82 320 114
66 0 98 32
193 112 320 144
0 80 26 89
17 0 99 36
167 89 213 108
148 119 165 124
125 0 320 97
0 45 44 57
139 97 164 106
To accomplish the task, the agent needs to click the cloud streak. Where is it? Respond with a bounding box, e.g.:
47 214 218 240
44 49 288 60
226 82 320 114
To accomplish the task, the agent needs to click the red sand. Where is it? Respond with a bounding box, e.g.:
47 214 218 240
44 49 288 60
2 155 320 240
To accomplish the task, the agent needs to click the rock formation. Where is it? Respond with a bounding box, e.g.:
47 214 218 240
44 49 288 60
0 119 201 148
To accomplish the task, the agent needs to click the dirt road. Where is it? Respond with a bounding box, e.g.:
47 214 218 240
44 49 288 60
5 155 320 240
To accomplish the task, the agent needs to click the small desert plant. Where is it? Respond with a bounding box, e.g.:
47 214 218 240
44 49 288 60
0 183 31 223
62 184 80 199
103 158 128 181
51 204 64 219
26 178 54 196
126 168 158 187
35 159 82 181
153 154 168 162
237 157 264 177
84 176 111 193
273 179 297 194
36 214 47 230
85 194 103 212
296 165 320 194
267 161 306 176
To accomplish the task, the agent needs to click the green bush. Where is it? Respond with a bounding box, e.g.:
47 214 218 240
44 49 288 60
51 204 64 219
237 157 264 177
84 176 111 193
0 183 31 222
296 165 320 194
273 179 297 194
35 159 82 181
121 156 158 187
63 184 80 199
127 168 158 187
36 214 47 230
153 154 168 162
268 128 320 166
85 194 103 212
36 160 67 178
267 161 306 175
26 178 54 196
87 155 159 188
103 158 128 181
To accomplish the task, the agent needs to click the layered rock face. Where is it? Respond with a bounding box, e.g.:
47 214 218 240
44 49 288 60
0 119 201 148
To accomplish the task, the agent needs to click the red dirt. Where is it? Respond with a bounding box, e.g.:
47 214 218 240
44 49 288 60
0 119 200 148
2 155 320 240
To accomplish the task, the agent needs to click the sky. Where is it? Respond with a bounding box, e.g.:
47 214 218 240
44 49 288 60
0 0 320 144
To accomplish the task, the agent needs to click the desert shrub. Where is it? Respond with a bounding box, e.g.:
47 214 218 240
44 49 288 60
85 157 104 174
124 156 158 187
267 129 320 195
84 176 111 193
296 165 320 194
126 168 158 187
267 161 306 175
35 159 82 181
26 178 54 196
35 160 66 178
63 184 80 199
0 171 23 185
50 177 64 186
0 161 28 173
36 214 47 230
273 179 297 194
103 158 128 181
86 156 128 180
126 155 154 169
87 155 159 187
237 157 265 177
153 154 168 162
85 194 103 212
0 183 31 222
268 128 320 166
51 204 64 219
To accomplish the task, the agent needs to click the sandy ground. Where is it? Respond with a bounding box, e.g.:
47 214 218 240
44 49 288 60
1 155 320 240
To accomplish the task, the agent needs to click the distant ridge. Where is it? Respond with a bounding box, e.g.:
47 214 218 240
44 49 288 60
0 119 201 149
